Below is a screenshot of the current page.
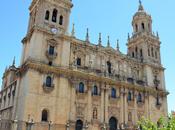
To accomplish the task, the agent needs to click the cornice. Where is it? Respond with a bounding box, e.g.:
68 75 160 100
18 59 168 97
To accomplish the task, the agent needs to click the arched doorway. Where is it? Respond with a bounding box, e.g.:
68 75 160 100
109 117 118 130
75 120 83 130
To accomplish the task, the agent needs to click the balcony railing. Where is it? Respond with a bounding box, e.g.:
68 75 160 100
70 65 147 87
45 51 57 60
43 83 55 92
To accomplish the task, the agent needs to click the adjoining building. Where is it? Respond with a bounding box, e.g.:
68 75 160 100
0 0 169 130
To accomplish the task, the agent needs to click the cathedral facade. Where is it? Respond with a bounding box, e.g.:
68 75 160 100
0 0 169 130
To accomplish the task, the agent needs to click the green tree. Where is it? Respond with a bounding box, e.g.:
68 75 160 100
137 115 175 130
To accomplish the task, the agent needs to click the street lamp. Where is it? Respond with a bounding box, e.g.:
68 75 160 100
48 121 52 130
84 120 89 130
26 119 34 130
119 123 125 130
101 123 107 130
66 121 70 130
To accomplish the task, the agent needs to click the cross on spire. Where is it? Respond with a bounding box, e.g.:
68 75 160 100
139 0 142 5
138 0 144 11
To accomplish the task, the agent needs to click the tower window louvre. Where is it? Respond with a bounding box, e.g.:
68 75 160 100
59 15 63 25
155 51 158 59
45 10 50 20
141 23 145 30
52 9 58 23
135 24 138 32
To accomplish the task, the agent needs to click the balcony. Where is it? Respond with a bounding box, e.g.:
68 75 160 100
137 101 144 108
45 51 57 60
127 77 134 84
136 80 145 86
43 83 55 93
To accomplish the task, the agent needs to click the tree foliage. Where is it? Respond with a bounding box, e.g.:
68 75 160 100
138 115 175 130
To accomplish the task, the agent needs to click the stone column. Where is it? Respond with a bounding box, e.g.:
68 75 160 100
87 82 92 123
145 92 149 119
12 119 18 130
119 88 124 125
105 85 110 124
134 91 138 124
70 81 77 122
124 88 128 125
100 84 105 123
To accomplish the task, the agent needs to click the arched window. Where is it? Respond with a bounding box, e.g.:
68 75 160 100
137 93 142 103
59 15 63 25
107 61 112 74
109 117 118 130
79 82 84 93
128 91 132 101
45 10 50 20
75 120 83 130
135 24 138 32
93 107 98 119
77 58 81 66
111 88 116 98
93 85 98 95
41 109 48 122
141 23 145 30
52 9 58 22
46 76 52 87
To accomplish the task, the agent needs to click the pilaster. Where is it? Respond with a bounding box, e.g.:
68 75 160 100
105 85 110 123
134 91 138 124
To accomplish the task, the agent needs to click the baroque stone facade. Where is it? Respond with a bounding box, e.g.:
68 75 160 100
0 0 169 130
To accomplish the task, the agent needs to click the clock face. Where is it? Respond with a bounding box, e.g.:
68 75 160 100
51 28 58 34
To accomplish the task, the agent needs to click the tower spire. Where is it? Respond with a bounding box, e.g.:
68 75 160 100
12 57 15 66
86 28 90 43
117 39 120 51
71 23 75 37
107 36 110 47
98 33 102 46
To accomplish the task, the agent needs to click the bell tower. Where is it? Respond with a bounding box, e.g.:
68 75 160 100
27 0 73 34
21 0 73 66
127 1 166 90
127 1 161 65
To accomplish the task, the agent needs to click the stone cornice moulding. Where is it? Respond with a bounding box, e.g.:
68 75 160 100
18 59 169 97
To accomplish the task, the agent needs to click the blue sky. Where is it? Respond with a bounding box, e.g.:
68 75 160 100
0 0 174 112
